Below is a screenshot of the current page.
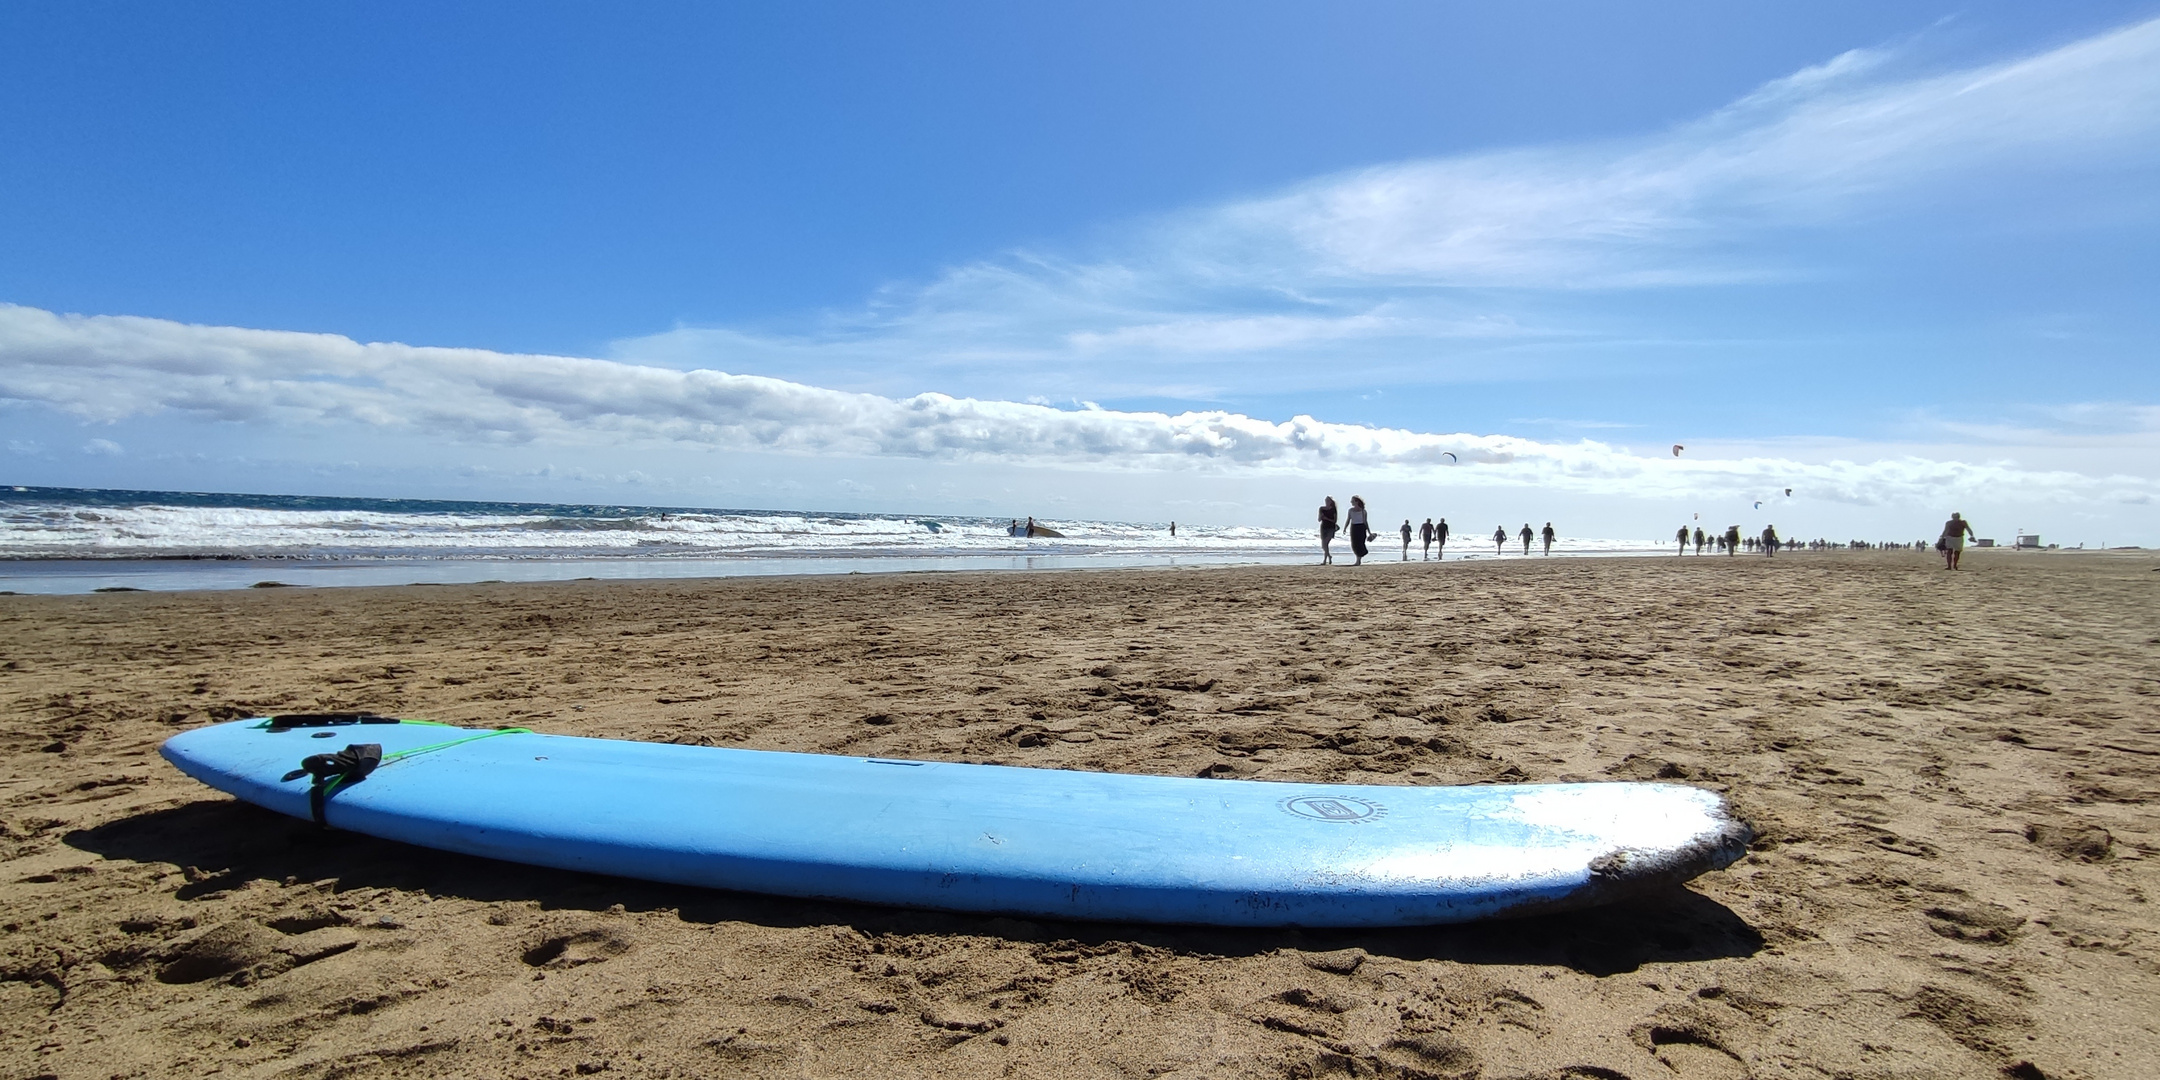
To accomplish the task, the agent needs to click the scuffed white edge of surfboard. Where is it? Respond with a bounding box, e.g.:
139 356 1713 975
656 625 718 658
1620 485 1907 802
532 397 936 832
1535 783 1754 912
1348 783 1750 895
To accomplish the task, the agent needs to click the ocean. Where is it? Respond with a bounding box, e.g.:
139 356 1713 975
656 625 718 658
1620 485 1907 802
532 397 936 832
0 486 1667 594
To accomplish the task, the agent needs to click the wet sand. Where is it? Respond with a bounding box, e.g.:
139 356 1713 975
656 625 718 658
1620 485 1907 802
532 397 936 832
2 550 2156 1079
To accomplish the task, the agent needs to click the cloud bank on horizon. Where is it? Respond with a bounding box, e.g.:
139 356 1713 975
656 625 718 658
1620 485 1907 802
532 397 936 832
4 17 2158 526
2 303 2152 513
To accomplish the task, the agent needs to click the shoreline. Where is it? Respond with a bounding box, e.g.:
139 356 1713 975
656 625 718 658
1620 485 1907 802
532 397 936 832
0 544 1711 595
9 542 2135 596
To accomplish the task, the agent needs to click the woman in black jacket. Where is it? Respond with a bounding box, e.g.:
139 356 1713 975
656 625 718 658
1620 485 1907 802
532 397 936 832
1318 496 1339 565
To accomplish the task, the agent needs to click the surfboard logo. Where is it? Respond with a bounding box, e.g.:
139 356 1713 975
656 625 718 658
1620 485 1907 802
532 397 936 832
1280 795 1387 823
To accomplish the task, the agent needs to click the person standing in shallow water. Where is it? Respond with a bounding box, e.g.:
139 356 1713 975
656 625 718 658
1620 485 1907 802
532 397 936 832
1400 519 1413 560
1317 497 1338 565
1939 511 1976 570
1541 522 1556 555
1346 496 1371 565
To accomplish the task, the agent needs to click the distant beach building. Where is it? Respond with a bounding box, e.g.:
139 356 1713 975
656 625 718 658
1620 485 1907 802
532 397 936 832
2015 533 2042 549
1972 538 1994 548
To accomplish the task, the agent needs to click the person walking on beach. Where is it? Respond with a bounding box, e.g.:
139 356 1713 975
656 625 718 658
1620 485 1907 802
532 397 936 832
1419 518 1435 560
1938 511 1976 570
1435 518 1450 561
1724 524 1741 556
1541 522 1557 555
1760 524 1780 557
1346 496 1371 565
1518 524 1533 555
1400 520 1413 561
1693 526 1707 555
1318 497 1338 565
1676 525 1690 555
1492 525 1507 554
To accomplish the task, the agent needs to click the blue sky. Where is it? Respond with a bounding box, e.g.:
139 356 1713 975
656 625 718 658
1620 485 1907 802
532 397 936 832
4 2 2158 543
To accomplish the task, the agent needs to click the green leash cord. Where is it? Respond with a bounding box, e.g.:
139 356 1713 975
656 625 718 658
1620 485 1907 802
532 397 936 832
381 725 532 766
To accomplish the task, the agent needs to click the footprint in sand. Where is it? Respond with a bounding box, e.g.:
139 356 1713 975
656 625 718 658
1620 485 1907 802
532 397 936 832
520 927 632 969
1645 1027 1751 1079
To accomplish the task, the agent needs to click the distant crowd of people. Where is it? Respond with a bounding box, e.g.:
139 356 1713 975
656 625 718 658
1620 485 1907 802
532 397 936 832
1311 498 1984 571
1317 496 1556 565
1670 511 1979 570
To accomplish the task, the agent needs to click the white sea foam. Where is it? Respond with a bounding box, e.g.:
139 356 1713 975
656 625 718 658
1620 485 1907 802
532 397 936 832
0 499 1324 560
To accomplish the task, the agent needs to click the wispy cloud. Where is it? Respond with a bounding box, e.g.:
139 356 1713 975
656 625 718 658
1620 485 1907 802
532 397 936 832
1897 401 2160 449
613 18 2160 399
1225 18 2160 284
4 304 2152 510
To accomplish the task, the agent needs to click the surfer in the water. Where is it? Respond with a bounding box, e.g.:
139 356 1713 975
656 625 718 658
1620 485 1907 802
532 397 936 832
1318 497 1338 565
1346 496 1371 565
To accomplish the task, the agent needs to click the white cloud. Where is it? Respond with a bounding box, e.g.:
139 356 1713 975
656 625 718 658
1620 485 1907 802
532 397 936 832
80 438 123 456
3 304 2153 513
1241 18 2160 285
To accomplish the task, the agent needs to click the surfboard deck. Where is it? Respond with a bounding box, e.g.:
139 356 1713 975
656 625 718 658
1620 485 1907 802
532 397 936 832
160 715 1751 927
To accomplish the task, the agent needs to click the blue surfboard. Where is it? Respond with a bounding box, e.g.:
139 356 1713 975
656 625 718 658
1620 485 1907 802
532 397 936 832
160 715 1750 927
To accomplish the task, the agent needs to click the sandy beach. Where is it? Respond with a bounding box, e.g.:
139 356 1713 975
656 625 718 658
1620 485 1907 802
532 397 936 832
2 550 2155 1080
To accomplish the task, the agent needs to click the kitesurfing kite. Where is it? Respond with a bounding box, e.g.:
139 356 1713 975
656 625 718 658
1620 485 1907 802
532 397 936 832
1672 444 1684 457
1441 452 1458 464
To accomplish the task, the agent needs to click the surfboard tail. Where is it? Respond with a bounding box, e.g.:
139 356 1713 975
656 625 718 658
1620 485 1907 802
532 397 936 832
1504 811 1754 919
